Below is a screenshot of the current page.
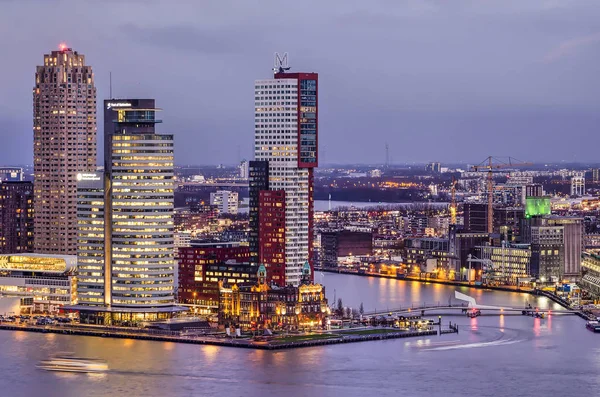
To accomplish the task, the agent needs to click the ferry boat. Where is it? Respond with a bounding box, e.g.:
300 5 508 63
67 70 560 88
37 353 108 373
585 321 600 333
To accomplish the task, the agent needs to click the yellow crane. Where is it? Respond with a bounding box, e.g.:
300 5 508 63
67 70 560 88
471 157 533 234
450 176 457 225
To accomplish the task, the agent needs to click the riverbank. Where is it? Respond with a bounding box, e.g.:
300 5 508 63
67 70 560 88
319 268 590 317
319 267 534 293
0 323 457 350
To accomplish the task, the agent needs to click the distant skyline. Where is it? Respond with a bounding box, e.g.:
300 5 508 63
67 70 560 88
1 0 600 165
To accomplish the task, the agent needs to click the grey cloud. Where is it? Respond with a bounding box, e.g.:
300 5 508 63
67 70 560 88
2 0 600 166
544 32 600 63
119 24 250 54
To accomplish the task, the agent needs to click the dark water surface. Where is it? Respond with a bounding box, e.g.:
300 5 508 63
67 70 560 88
1 273 598 397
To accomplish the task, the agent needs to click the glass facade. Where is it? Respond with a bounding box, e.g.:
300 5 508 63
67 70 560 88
299 79 317 165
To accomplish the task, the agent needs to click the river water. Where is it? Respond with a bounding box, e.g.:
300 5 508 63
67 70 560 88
1 274 598 397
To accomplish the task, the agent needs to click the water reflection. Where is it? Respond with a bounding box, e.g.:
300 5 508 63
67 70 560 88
202 345 220 363
0 274 596 397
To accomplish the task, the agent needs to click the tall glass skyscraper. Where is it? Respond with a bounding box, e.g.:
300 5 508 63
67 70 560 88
74 99 181 324
33 45 97 254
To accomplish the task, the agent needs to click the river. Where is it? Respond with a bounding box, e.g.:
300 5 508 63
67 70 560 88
0 274 598 397
238 200 448 214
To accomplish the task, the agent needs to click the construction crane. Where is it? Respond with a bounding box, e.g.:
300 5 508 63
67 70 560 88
450 176 457 225
471 156 533 234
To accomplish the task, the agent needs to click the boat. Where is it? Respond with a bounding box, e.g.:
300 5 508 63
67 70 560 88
37 353 108 373
585 321 600 333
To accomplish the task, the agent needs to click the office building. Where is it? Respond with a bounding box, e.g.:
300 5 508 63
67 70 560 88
210 190 239 215
494 207 524 242
239 160 249 179
74 99 181 325
33 45 97 255
525 184 544 199
449 225 489 278
0 168 23 182
0 253 77 313
320 230 372 267
248 161 269 266
178 241 251 313
0 182 34 254
475 244 531 283
530 225 564 282
593 169 600 184
426 162 441 173
544 216 583 280
463 203 488 233
404 237 451 270
571 174 585 196
250 61 318 286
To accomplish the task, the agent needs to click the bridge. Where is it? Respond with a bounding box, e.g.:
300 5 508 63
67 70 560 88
363 291 579 317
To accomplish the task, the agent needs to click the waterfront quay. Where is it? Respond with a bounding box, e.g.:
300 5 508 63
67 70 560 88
0 321 458 350
319 267 597 321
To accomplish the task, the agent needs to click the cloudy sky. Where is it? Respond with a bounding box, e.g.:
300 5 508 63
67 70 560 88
1 0 600 165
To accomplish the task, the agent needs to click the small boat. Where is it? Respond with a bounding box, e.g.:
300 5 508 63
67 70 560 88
37 353 108 373
586 321 600 333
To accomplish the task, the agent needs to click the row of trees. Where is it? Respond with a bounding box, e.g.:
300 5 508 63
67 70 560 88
335 298 364 318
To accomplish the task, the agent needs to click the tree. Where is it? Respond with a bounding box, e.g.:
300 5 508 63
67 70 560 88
337 298 344 316
359 302 364 315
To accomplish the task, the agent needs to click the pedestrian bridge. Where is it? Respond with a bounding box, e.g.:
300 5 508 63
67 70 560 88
363 291 578 317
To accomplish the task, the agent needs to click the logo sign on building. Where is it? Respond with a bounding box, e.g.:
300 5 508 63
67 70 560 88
106 102 132 110
77 173 101 181
273 52 290 73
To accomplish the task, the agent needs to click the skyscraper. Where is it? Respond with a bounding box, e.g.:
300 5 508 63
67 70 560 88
75 99 180 324
33 45 97 254
251 57 317 286
0 182 34 254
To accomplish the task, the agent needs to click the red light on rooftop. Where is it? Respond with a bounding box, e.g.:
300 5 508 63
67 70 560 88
59 43 67 51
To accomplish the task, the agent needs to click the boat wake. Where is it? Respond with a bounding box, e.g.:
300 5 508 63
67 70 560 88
417 326 531 352
423 337 525 351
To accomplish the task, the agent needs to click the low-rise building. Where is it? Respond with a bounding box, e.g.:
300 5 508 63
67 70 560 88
0 254 76 313
581 252 600 296
219 263 328 331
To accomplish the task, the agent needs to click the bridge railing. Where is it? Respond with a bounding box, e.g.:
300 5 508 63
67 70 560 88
363 302 469 316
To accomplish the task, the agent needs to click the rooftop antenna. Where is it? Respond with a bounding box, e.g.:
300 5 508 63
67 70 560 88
273 52 290 74
109 72 112 99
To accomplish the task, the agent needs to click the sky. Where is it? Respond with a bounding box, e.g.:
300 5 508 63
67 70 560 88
1 0 600 166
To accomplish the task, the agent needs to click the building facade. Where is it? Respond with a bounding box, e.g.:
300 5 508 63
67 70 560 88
581 252 600 296
34 46 97 255
0 254 77 313
74 99 180 324
251 66 318 286
475 244 531 283
219 263 328 331
210 190 239 215
320 230 373 268
530 226 564 282
463 203 488 233
0 182 34 254
0 168 23 182
178 242 251 311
